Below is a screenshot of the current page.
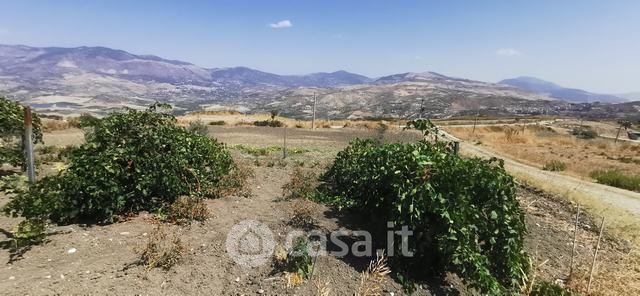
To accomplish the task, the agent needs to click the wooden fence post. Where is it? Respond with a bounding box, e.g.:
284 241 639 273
283 126 287 159
23 106 36 183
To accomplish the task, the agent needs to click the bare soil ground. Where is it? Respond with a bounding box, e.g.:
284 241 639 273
1 126 637 295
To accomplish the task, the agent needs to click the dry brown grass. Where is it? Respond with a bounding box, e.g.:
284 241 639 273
289 199 318 229
211 163 255 198
281 167 319 200
138 225 186 270
41 118 73 132
167 196 211 225
356 253 391 296
177 113 401 130
445 125 640 180
567 248 640 295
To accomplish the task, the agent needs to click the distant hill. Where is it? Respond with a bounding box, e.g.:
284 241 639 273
498 76 625 103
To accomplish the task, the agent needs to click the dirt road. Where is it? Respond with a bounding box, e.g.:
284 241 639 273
440 129 640 218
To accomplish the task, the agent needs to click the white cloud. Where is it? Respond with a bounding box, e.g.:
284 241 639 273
496 48 522 56
269 20 292 29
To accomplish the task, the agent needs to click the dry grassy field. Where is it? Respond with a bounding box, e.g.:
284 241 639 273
443 123 640 181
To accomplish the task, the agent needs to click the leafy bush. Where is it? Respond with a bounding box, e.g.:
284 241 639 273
3 104 234 223
167 196 210 224
590 170 640 192
0 97 43 167
542 160 567 172
570 127 598 139
321 139 528 294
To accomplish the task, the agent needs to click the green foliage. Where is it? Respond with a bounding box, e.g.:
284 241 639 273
321 139 528 294
570 127 598 139
3 104 234 223
542 160 567 172
0 174 28 194
590 170 640 192
530 281 575 296
0 97 43 166
287 237 313 278
11 219 46 248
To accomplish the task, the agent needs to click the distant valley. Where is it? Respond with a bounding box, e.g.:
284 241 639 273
0 44 637 119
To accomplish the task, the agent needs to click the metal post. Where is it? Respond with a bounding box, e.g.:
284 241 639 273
311 92 317 130
587 217 605 293
283 126 287 159
23 106 36 183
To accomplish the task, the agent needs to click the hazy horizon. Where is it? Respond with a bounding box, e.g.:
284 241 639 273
1 0 638 93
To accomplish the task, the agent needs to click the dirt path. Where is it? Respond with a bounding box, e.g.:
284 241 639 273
440 129 640 218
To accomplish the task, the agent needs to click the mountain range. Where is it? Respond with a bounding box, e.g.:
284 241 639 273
498 76 625 103
0 44 634 118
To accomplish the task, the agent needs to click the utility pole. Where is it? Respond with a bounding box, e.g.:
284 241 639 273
311 92 317 130
23 106 36 183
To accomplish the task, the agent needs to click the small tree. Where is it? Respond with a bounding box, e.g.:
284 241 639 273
615 120 632 143
0 97 43 167
270 110 280 122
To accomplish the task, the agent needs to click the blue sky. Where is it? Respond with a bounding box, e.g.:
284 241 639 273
0 0 638 93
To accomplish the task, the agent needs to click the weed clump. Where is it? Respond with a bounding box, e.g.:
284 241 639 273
357 253 391 296
571 127 598 139
167 196 210 224
211 163 254 198
542 160 567 172
282 168 319 200
139 226 186 270
289 199 317 229
590 170 640 192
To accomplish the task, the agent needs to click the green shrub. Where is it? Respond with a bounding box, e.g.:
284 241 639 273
287 237 313 279
0 97 43 167
570 127 598 139
542 160 567 172
530 281 575 296
3 104 234 223
208 120 226 126
321 138 528 294
590 170 640 192
253 119 284 127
